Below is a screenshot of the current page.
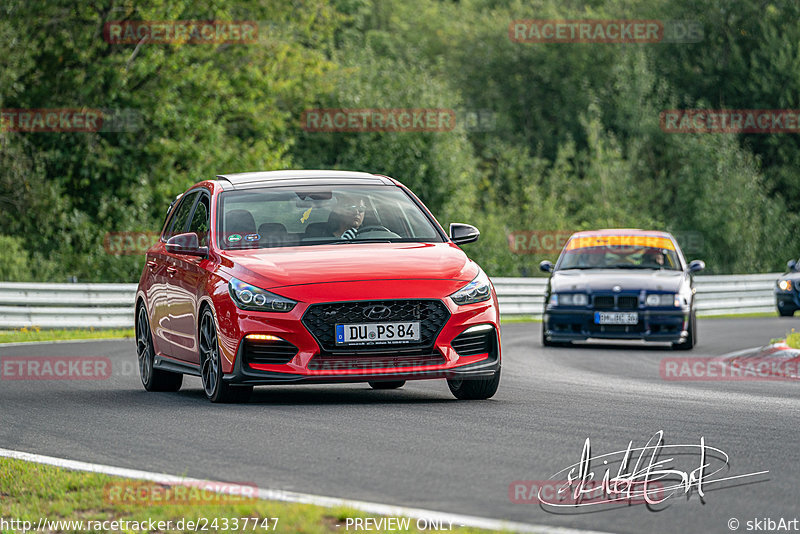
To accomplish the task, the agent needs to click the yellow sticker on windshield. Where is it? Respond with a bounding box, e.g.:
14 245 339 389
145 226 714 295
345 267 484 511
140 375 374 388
300 207 312 223
566 235 675 251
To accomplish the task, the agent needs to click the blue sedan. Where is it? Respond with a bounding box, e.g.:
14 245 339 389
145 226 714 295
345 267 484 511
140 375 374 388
540 230 705 349
775 258 800 316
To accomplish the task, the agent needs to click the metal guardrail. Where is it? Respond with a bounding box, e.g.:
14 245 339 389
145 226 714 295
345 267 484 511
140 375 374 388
493 273 781 317
0 283 137 329
0 273 784 328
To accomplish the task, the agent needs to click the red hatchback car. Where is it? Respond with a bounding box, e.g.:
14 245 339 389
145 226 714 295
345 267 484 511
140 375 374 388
135 171 501 402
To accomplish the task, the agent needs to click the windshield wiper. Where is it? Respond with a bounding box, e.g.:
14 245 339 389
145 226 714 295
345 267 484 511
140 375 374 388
328 239 394 245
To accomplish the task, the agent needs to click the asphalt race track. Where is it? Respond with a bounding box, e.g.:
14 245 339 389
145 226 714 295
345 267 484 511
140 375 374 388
1 317 798 534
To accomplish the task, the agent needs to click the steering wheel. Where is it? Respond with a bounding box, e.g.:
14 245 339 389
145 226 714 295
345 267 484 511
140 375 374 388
357 225 394 235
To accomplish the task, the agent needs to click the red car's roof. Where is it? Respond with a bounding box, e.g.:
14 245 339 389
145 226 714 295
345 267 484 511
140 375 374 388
215 170 395 189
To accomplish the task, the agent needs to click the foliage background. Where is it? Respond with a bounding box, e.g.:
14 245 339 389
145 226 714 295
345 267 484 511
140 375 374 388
1 0 797 281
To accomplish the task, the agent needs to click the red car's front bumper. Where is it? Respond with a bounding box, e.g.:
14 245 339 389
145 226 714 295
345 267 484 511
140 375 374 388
212 281 500 385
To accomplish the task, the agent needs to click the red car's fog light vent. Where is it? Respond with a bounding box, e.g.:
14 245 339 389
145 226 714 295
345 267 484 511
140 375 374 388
243 336 298 365
451 326 495 357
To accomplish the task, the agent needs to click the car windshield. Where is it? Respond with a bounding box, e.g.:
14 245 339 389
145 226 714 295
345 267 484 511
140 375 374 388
556 235 682 271
217 185 444 249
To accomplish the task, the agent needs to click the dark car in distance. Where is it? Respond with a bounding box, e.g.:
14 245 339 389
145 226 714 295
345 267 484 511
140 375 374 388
775 259 800 316
540 229 705 349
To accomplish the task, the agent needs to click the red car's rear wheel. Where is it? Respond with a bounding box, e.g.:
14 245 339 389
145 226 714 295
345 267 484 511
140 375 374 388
136 306 182 392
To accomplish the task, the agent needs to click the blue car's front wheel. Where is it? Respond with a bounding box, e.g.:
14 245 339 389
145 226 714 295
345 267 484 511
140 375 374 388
672 310 696 350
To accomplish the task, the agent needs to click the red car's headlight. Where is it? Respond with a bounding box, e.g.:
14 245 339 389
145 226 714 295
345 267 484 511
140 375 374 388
450 270 492 305
228 277 297 312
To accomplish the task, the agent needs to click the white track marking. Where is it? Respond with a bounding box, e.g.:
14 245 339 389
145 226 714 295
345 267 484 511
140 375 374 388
0 448 611 534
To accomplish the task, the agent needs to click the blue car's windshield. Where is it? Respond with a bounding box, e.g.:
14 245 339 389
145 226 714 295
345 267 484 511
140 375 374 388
556 235 682 271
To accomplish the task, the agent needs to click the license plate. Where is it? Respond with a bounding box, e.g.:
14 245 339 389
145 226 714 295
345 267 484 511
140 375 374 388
335 322 421 345
594 312 638 325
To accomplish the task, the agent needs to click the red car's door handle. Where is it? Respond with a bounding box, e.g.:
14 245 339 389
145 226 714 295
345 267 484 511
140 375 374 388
166 266 178 276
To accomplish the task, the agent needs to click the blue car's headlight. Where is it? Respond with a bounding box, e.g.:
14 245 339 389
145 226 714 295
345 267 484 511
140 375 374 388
645 293 680 307
550 293 588 306
450 271 492 305
228 277 297 312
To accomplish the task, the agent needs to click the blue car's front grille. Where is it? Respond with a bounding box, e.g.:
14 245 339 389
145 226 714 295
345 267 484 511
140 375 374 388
617 296 639 310
594 296 615 309
592 294 639 310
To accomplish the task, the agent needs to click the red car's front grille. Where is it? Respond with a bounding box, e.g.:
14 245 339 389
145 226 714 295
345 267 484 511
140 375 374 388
301 299 451 353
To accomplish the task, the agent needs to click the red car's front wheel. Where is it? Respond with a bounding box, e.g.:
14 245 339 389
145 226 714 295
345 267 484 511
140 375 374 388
199 308 252 403
447 367 500 400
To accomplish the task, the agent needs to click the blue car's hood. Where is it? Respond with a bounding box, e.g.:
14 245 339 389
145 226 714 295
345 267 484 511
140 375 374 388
550 269 686 293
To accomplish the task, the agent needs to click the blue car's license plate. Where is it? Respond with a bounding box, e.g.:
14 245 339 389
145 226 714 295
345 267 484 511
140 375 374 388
594 312 638 325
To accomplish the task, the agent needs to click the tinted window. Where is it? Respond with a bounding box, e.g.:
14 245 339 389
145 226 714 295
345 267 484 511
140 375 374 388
188 195 210 246
165 192 198 239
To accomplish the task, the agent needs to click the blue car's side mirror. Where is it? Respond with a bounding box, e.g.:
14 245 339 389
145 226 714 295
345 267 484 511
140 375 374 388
688 259 705 273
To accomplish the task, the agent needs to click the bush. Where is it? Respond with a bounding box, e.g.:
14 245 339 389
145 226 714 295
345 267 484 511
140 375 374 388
0 235 32 281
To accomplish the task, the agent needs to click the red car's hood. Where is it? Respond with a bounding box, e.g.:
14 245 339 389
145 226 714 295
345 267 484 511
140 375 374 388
222 242 478 289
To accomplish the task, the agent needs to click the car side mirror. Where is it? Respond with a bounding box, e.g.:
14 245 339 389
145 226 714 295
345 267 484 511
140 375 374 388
449 223 480 245
788 259 797 272
166 232 208 257
688 259 705 273
539 260 553 273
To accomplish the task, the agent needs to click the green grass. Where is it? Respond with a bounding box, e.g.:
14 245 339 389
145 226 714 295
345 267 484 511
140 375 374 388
785 330 800 349
0 458 502 533
767 328 800 348
698 311 778 319
0 328 134 344
499 315 540 324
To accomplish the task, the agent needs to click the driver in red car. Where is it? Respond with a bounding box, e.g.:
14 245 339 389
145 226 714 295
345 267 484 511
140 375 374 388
329 197 366 239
